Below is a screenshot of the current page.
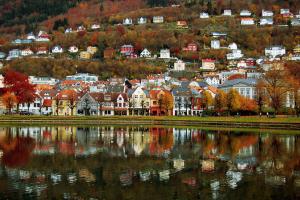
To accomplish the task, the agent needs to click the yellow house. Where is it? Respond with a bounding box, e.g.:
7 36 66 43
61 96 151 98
52 90 79 116
294 44 300 54
87 46 98 55
80 51 92 60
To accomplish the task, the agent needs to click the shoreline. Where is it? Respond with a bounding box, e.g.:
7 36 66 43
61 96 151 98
0 116 299 130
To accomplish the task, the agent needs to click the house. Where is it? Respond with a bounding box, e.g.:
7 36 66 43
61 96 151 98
65 28 73 34
240 10 251 16
52 90 81 116
211 40 220 49
120 45 134 54
223 9 232 16
200 12 209 18
183 43 197 52
280 9 290 14
77 25 86 32
51 45 63 54
0 62 3 69
262 10 273 17
123 18 133 25
149 89 173 116
259 18 273 25
201 59 215 70
21 48 34 56
160 49 170 59
68 46 79 53
128 87 150 115
241 18 255 25
291 18 300 26
140 48 151 58
0 52 6 59
27 32 36 40
177 21 188 28
87 46 98 55
228 43 238 50
204 76 220 87
66 73 98 83
36 33 50 42
153 16 164 23
12 39 22 45
91 24 100 30
19 96 43 115
137 17 147 24
29 76 58 85
218 78 257 99
76 92 100 115
36 47 48 55
80 51 92 60
173 60 185 71
104 48 116 59
227 49 244 60
211 32 227 38
265 45 286 58
7 49 21 60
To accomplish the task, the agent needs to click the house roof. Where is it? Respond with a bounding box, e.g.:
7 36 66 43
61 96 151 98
218 78 257 88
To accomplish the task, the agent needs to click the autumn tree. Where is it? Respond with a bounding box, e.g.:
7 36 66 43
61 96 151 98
214 90 227 114
227 89 241 115
3 70 36 112
202 90 213 110
287 77 300 116
262 67 289 115
162 92 174 116
2 92 17 114
255 79 267 114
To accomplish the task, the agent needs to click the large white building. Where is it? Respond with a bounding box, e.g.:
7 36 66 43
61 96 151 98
265 46 286 58
160 49 170 59
66 73 99 83
219 78 257 99
29 76 59 85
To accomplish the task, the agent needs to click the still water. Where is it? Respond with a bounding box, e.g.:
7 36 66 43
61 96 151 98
0 126 300 200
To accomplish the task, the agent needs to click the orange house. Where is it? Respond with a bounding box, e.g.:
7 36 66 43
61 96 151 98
149 89 173 116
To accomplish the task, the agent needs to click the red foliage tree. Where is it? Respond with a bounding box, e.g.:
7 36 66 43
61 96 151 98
3 70 36 112
228 74 246 80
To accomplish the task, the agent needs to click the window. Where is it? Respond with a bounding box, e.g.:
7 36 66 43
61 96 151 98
240 88 245 95
153 101 157 105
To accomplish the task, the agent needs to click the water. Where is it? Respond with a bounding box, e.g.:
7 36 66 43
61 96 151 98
0 126 300 199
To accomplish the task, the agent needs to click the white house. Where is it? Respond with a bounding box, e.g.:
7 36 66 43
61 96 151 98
91 24 100 30
66 73 98 83
280 9 290 14
227 49 244 60
160 49 170 59
153 16 164 23
51 45 63 54
65 28 73 34
77 25 86 32
137 17 147 24
201 59 215 70
262 10 274 17
0 52 6 59
29 76 59 85
204 76 220 86
68 46 79 53
37 47 48 55
241 18 255 25
211 40 220 49
200 12 209 18
228 43 238 50
291 18 300 26
140 49 151 58
19 98 42 115
27 32 36 40
128 87 150 115
7 49 21 60
260 18 273 25
173 60 185 71
223 10 232 16
21 48 34 56
265 45 286 58
240 10 251 16
219 78 257 99
123 18 133 25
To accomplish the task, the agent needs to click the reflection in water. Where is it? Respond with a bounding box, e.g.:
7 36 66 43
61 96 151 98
0 126 300 199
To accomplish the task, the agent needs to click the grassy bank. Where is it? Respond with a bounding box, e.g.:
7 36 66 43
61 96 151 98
0 115 299 129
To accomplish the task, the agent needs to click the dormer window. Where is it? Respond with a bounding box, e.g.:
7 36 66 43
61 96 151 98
104 95 111 101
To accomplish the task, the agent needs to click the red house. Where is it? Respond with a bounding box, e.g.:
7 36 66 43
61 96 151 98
183 43 198 52
120 45 134 54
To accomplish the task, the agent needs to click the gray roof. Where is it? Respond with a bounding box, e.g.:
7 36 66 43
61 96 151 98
218 78 257 88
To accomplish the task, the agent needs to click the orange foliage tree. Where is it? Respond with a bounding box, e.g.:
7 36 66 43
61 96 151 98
2 92 17 114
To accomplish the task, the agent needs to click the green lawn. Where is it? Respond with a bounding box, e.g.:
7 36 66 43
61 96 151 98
0 115 299 124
